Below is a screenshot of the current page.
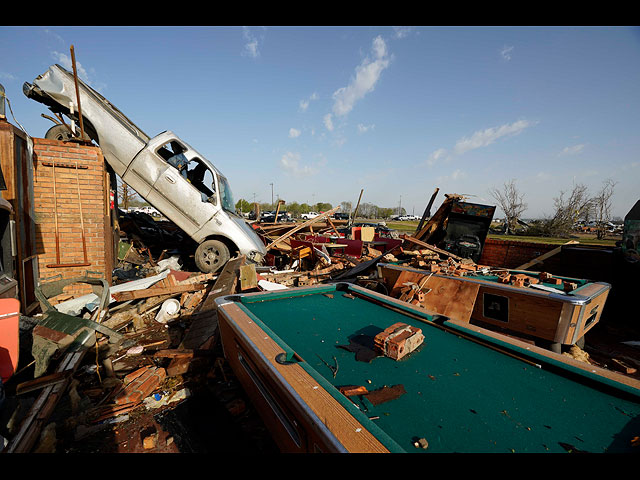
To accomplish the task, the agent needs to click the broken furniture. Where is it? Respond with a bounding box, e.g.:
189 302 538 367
378 263 611 353
215 282 640 453
413 194 496 263
32 275 123 377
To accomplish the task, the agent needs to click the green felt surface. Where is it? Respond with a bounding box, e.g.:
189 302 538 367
464 271 590 292
236 284 640 453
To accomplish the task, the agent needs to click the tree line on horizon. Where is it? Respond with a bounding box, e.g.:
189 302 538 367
234 198 407 220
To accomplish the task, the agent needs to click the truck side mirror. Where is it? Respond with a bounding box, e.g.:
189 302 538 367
207 195 217 206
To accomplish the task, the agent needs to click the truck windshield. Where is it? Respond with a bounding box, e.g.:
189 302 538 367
218 176 235 213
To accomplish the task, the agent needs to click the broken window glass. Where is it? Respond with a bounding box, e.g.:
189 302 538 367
157 140 188 176
186 159 216 202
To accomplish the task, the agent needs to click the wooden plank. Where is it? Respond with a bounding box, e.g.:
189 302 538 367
390 270 479 322
6 348 89 453
239 263 258 291
198 255 246 312
414 187 439 235
515 240 579 270
16 370 72 395
413 195 454 242
265 206 340 250
110 283 206 302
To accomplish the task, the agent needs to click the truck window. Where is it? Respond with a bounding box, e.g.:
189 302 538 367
157 140 188 176
186 159 216 200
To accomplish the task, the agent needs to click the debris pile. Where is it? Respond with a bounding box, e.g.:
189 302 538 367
0 241 282 453
1 192 637 454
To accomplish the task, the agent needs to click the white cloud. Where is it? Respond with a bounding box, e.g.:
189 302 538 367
427 148 448 166
453 120 532 155
357 123 375 134
501 45 514 61
51 51 90 84
289 128 301 138
393 27 414 39
299 92 319 112
559 144 585 156
331 36 391 117
451 168 464 180
50 51 106 92
242 27 262 58
279 151 317 177
436 168 465 183
323 113 334 132
0 72 16 81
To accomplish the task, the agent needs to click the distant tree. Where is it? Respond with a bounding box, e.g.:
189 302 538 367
287 201 302 217
378 207 396 219
117 180 141 210
340 201 353 215
315 202 333 212
489 179 527 234
591 178 617 240
235 198 252 214
542 182 592 237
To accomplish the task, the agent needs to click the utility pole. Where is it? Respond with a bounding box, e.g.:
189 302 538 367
270 183 274 208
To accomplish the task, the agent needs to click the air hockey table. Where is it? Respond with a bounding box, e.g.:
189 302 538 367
215 282 640 453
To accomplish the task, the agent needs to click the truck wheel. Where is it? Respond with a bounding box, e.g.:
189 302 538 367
45 124 74 141
195 239 230 273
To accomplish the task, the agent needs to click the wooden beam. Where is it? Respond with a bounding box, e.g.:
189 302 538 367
197 255 246 311
414 187 439 235
110 283 206 302
239 263 258 291
515 240 579 270
265 206 340 250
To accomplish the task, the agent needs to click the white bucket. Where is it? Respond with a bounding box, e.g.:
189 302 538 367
155 298 181 324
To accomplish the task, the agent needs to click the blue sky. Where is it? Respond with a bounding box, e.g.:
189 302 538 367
1 26 639 218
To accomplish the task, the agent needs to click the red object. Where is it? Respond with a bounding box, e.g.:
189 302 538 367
0 298 21 383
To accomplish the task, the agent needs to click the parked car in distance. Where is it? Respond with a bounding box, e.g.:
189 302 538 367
336 222 395 237
260 211 291 223
332 212 350 220
301 211 319 220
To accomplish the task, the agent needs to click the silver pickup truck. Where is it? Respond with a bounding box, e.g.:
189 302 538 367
23 64 266 273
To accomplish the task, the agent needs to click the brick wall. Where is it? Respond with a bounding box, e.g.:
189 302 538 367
479 238 558 269
32 138 113 296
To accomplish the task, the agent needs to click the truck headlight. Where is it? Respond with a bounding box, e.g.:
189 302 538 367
248 250 264 263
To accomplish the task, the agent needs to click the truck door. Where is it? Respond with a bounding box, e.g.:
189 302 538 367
143 140 218 235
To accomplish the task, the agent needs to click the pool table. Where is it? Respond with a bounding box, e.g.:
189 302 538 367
215 282 640 453
378 263 610 352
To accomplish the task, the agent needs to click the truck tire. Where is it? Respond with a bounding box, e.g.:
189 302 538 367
195 239 230 273
45 124 74 141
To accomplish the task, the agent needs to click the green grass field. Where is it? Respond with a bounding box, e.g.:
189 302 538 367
362 219 620 247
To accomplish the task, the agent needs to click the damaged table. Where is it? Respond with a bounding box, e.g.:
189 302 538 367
215 282 640 453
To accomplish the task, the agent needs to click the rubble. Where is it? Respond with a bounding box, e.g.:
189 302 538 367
0 186 637 454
